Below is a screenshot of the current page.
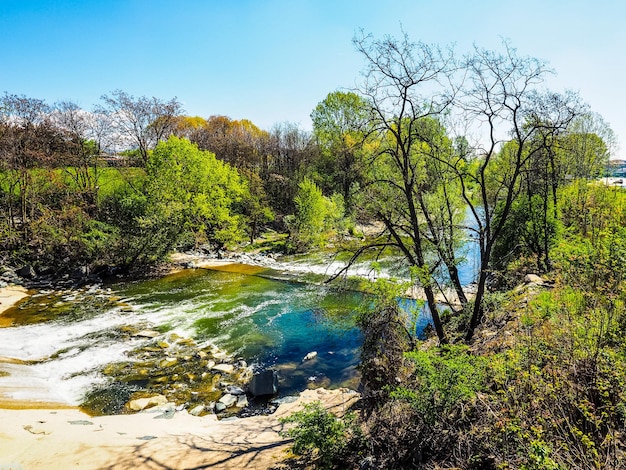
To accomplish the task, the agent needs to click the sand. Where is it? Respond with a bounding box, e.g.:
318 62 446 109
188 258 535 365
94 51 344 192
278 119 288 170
0 285 28 316
0 286 361 469
0 388 359 470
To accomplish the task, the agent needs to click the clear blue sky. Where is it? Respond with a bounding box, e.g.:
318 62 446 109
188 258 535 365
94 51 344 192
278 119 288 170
1 0 625 158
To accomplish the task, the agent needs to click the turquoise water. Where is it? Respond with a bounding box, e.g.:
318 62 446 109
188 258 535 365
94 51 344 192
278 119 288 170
111 268 365 395
0 264 441 411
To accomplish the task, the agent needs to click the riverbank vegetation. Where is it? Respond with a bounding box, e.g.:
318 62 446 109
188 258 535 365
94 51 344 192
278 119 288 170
1 31 624 468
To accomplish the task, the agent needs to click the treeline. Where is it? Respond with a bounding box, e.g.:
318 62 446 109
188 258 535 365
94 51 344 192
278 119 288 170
0 89 351 273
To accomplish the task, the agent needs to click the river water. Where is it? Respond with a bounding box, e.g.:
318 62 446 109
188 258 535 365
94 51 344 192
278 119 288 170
0 265 427 412
0 237 478 414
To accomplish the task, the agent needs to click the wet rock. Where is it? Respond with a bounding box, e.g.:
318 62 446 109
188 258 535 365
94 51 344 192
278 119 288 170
134 330 160 338
218 394 237 408
270 396 298 406
17 265 36 279
249 370 278 396
71 266 90 279
302 351 318 362
236 395 249 408
213 351 230 361
225 385 245 395
215 402 226 412
159 357 178 368
127 394 168 411
212 363 235 374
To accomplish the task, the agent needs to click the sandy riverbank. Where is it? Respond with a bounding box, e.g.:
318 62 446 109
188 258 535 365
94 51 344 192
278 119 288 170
0 387 359 469
0 285 28 317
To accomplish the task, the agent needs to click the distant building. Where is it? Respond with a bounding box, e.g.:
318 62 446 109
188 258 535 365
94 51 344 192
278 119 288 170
606 160 626 177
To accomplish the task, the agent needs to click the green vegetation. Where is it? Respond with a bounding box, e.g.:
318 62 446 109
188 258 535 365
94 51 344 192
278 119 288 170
1 32 624 469
279 401 364 469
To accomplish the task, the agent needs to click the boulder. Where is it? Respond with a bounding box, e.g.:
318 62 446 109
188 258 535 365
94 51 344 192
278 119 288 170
248 369 278 396
127 394 168 411
189 405 205 416
17 265 36 279
215 402 226 412
236 395 249 408
218 393 237 408
225 385 245 395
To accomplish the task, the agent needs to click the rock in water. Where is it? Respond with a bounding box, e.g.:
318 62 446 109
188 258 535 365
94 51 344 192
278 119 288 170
215 402 226 412
134 330 160 338
236 395 249 408
211 363 235 374
249 370 278 396
302 351 318 362
225 385 245 395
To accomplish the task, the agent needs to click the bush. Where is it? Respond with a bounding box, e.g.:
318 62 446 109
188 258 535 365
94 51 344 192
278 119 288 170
279 401 363 469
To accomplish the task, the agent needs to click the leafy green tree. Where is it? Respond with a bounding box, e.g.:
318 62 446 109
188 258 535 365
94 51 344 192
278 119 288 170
286 178 344 252
238 168 274 243
311 91 370 209
145 136 246 249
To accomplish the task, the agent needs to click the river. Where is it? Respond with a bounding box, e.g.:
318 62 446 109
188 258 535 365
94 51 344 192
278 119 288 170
0 238 478 415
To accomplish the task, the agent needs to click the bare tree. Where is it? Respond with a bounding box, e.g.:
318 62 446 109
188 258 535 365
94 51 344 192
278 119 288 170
449 43 581 340
97 90 183 164
350 31 459 344
0 93 63 236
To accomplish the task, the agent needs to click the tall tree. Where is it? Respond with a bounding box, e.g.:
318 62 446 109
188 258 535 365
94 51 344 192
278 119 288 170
450 43 581 340
53 101 101 209
311 91 371 209
0 93 63 238
97 90 183 164
351 31 457 343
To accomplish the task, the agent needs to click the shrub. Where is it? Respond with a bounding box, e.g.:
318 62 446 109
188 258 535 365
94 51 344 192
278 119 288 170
279 401 363 469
